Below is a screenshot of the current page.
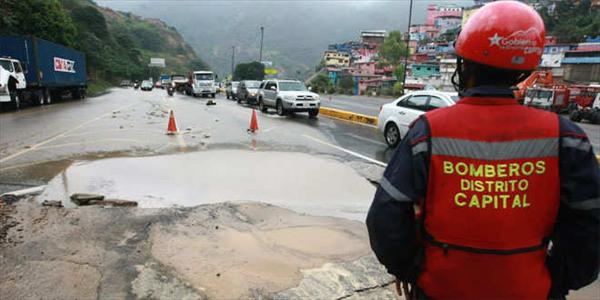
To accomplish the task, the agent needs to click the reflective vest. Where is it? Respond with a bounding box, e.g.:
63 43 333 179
417 97 560 300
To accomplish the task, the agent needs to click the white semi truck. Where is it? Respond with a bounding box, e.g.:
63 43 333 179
190 71 217 98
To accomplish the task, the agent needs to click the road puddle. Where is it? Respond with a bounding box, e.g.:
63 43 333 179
38 150 375 220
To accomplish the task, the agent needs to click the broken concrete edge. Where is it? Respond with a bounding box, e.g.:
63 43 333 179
319 106 379 127
70 193 138 207
41 200 63 208
0 185 46 197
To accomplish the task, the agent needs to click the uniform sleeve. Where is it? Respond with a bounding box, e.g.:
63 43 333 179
366 118 430 281
547 117 600 297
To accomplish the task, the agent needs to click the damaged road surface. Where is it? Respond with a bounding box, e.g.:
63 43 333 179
0 88 400 299
39 150 375 220
0 200 395 299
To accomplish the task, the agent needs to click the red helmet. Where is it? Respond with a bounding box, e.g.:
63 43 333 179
455 0 545 71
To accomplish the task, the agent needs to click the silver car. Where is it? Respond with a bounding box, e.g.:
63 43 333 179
258 80 320 117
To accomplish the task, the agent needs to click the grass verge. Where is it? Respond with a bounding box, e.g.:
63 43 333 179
87 80 113 97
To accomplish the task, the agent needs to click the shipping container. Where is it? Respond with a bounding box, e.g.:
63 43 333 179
0 35 86 105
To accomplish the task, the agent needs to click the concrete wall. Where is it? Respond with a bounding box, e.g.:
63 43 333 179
563 64 600 82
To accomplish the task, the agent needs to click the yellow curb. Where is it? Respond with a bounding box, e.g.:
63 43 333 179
597 155 600 164
319 106 379 126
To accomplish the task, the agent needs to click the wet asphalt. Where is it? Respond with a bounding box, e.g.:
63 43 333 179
1 89 598 195
0 88 392 194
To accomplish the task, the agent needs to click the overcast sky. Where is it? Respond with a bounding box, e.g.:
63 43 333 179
96 0 474 75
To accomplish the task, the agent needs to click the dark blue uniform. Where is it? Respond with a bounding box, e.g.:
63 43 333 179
366 87 600 297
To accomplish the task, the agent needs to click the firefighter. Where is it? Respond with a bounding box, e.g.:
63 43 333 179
366 1 599 299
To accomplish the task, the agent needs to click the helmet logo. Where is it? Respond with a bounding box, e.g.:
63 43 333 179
488 33 502 47
488 28 542 55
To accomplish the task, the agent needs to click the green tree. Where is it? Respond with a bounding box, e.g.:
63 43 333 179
315 59 326 72
394 65 405 82
309 73 330 94
0 0 77 47
71 5 108 39
538 0 600 43
379 30 408 66
393 82 404 97
233 62 265 81
338 75 355 95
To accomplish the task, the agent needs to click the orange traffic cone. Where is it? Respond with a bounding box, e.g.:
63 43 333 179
247 109 259 133
166 110 178 135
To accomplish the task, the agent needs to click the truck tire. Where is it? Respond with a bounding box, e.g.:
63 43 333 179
8 87 20 110
50 90 62 102
43 89 51 105
569 110 583 122
309 109 319 118
591 111 600 125
32 90 44 106
72 89 80 100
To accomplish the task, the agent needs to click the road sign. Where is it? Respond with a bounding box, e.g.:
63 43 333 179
265 68 278 75
148 58 165 68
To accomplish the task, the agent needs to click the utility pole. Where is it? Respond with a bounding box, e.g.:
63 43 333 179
259 26 264 63
401 0 414 95
231 45 235 77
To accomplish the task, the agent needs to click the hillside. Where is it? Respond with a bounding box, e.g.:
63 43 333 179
1 0 209 92
96 0 475 79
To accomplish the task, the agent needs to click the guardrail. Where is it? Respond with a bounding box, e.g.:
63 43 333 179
319 107 378 126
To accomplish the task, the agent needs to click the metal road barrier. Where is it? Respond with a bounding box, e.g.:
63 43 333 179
319 107 379 126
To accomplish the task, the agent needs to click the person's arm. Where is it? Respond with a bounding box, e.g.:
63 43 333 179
547 117 600 297
366 118 430 281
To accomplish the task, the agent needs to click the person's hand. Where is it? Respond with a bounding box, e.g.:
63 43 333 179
395 279 413 300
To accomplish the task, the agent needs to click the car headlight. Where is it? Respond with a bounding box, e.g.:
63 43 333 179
314 95 320 100
283 95 295 101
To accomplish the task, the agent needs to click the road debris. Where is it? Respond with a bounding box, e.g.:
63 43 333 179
41 200 63 208
70 193 104 205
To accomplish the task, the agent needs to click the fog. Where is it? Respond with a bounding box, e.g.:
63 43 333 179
97 0 474 77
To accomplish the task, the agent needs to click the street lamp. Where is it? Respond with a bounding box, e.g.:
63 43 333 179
231 45 236 77
259 26 264 63
401 0 414 94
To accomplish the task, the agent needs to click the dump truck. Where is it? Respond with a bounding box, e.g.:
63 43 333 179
0 35 86 109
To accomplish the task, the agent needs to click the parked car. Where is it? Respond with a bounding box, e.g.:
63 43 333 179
140 80 153 91
120 80 131 87
258 79 320 117
155 81 162 89
237 80 262 104
378 91 458 147
226 81 239 100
